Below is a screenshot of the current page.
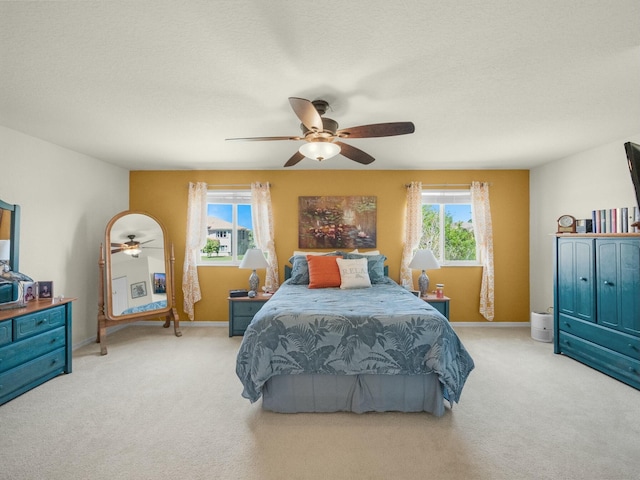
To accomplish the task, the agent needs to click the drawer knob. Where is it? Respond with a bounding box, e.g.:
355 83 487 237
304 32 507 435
563 322 571 328
579 277 587 281
630 344 638 351
603 280 614 286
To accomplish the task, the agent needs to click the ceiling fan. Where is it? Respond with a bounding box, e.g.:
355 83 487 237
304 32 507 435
226 97 415 167
111 235 156 256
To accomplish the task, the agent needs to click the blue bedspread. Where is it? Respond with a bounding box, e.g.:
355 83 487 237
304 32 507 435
121 300 167 315
236 278 474 404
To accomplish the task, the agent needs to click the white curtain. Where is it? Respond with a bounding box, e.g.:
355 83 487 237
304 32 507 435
251 182 279 290
182 182 208 320
471 181 495 321
400 181 423 288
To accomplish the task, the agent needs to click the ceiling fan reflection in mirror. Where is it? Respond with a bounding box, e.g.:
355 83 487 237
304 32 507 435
226 97 415 167
111 235 159 257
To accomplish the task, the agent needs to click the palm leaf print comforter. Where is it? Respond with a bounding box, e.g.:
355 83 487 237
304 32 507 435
236 278 474 404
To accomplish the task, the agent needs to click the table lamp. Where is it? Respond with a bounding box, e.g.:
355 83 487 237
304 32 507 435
408 249 440 297
238 248 269 297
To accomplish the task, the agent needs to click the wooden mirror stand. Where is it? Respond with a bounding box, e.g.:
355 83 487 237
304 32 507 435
97 211 181 355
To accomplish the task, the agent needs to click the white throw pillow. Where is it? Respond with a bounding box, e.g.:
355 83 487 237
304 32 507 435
336 257 371 289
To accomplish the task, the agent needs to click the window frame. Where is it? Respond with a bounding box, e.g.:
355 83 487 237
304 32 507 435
198 190 254 267
420 189 480 267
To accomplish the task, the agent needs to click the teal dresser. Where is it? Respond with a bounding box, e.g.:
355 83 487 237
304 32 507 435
0 298 74 405
554 235 640 389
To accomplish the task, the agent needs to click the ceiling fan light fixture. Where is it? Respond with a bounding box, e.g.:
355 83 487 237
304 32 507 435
123 246 142 256
299 141 340 162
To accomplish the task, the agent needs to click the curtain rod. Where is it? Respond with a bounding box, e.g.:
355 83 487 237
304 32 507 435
404 183 492 187
206 182 272 189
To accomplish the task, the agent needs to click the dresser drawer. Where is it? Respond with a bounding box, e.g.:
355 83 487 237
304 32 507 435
0 319 10 347
14 305 65 340
0 348 66 403
232 301 266 317
558 331 640 389
559 314 640 359
0 326 66 374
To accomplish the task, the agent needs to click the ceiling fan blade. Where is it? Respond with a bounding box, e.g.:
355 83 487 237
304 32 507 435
335 141 375 165
284 151 305 168
110 243 124 247
337 122 415 139
289 97 323 132
226 136 302 141
111 248 123 254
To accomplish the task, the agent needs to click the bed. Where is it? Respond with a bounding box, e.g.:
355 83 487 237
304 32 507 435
235 253 474 416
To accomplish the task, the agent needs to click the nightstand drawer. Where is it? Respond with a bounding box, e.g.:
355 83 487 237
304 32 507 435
232 316 254 333
232 302 265 317
228 295 269 337
0 326 66 374
14 305 65 340
0 319 10 347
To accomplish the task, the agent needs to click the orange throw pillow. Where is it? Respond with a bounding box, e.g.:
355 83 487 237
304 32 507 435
307 254 342 288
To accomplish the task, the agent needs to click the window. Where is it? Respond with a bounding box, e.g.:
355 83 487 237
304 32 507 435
419 189 478 265
199 190 254 265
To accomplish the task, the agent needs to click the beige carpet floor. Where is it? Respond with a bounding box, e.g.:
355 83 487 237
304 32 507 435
0 325 638 480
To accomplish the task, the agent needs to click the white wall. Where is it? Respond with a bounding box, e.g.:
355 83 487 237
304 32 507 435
530 133 640 314
0 126 129 346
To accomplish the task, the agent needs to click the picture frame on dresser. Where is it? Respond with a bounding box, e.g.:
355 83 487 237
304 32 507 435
39 281 53 298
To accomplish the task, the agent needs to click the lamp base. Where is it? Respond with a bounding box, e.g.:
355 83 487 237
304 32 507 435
418 271 430 297
248 270 259 293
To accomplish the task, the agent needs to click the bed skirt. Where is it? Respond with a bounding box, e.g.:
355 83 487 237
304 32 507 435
261 373 445 416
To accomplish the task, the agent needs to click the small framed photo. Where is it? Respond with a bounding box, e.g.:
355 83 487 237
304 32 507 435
22 281 36 302
39 281 53 299
131 281 147 299
153 272 166 294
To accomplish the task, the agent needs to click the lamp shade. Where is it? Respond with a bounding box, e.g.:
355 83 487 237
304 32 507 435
299 141 341 161
0 240 10 261
408 249 440 270
239 248 269 270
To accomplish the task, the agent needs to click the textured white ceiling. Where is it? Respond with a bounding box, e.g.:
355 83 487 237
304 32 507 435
1 0 639 171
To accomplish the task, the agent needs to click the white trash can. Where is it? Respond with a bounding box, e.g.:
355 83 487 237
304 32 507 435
531 312 553 343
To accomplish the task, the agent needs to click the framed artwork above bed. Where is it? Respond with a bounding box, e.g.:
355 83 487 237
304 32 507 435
298 196 377 249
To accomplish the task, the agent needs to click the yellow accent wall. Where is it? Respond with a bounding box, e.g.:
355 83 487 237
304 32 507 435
130 169 529 323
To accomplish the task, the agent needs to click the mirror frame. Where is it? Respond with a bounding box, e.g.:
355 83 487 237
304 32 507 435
97 210 181 355
0 198 20 273
105 210 171 320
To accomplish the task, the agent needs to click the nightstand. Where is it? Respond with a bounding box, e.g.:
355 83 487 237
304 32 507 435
227 293 271 337
421 293 450 320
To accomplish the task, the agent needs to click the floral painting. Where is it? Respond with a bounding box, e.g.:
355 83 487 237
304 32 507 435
298 196 377 249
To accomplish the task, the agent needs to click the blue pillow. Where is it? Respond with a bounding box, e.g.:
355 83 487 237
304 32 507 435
342 253 387 283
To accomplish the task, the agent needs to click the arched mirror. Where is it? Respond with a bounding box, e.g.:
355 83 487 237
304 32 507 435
97 210 181 355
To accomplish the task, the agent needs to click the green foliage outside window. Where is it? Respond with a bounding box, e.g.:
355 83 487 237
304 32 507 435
420 204 476 262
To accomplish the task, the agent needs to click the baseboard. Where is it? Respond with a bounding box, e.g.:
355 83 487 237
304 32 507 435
74 320 529 350
451 322 530 327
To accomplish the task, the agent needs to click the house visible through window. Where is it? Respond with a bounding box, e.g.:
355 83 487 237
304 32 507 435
420 189 478 265
199 190 254 265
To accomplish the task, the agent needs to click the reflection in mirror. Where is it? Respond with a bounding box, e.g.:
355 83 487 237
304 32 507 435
0 199 21 305
108 213 166 317
98 210 180 355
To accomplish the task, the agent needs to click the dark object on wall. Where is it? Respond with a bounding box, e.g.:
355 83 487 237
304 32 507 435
625 142 640 212
576 219 593 234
